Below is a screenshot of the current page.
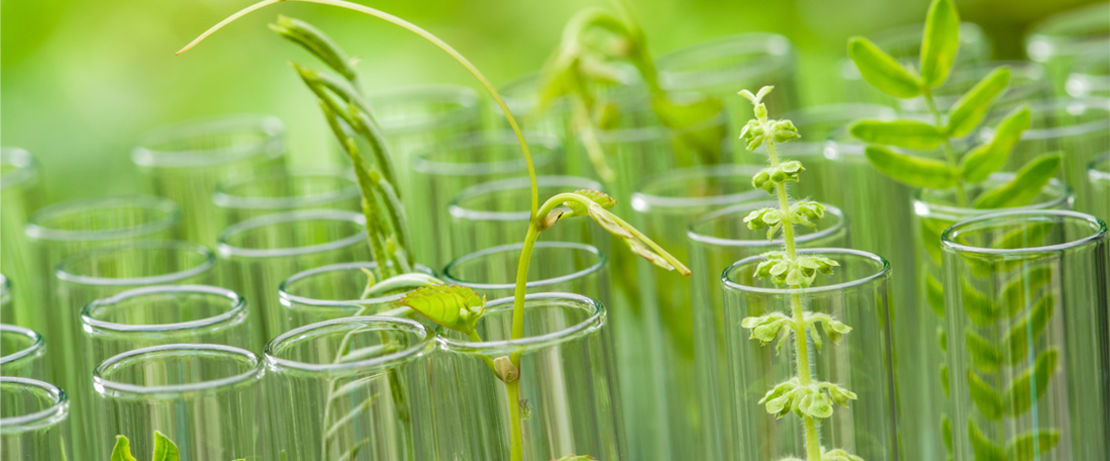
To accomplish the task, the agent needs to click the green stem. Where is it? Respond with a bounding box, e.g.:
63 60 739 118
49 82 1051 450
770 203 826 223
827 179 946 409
506 380 524 461
922 89 968 207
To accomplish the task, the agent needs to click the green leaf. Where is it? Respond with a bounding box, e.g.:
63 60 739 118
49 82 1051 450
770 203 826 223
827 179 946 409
1001 266 1053 317
926 274 946 317
864 145 958 188
1003 293 1056 365
270 16 357 81
969 421 1006 461
1004 348 1058 416
1006 430 1060 460
849 119 945 150
947 67 1011 138
960 105 1031 182
848 37 922 98
968 369 1003 419
919 0 961 88
973 154 1062 209
966 330 1001 373
554 456 597 461
397 285 486 333
151 431 180 461
651 93 727 163
961 281 997 326
112 435 139 461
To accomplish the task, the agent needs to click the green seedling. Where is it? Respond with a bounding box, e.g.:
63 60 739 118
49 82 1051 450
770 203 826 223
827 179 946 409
737 86 859 461
111 432 245 461
180 2 689 460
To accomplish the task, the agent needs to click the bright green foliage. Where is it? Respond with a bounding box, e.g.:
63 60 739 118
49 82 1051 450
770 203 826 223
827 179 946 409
269 16 357 81
736 86 856 461
553 456 597 461
972 154 1062 209
397 285 486 333
847 0 1059 210
111 436 138 461
110 433 180 461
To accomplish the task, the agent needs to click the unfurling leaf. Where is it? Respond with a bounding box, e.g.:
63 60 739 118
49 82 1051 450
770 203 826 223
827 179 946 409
850 119 945 150
1004 348 1058 416
152 431 180 461
270 16 358 81
397 285 486 333
586 203 689 275
562 189 616 218
919 0 961 88
947 67 1011 138
112 436 139 461
1006 430 1060 460
864 145 958 188
960 105 1031 182
848 37 922 98
973 153 1062 209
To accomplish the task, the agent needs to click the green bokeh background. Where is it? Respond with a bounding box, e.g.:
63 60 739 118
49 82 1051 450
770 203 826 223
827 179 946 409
0 0 1094 202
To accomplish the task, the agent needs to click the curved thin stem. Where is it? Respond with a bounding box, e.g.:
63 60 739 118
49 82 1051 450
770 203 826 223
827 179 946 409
922 89 968 207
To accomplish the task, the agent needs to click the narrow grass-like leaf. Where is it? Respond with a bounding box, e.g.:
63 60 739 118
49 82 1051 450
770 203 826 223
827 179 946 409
947 67 1011 137
967 330 1001 373
848 37 922 98
1003 293 1055 365
152 431 180 461
919 0 961 88
968 369 1003 420
1006 430 1060 461
969 421 1007 461
960 105 1031 182
850 119 945 150
865 145 958 188
1004 348 1058 416
270 16 357 81
112 436 138 461
973 154 1062 209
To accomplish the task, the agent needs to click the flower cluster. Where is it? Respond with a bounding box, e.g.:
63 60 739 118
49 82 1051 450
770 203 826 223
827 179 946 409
751 161 804 193
752 251 839 287
743 200 827 239
758 377 858 420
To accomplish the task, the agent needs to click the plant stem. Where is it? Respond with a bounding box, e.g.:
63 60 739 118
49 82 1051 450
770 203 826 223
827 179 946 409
507 380 524 461
922 89 969 207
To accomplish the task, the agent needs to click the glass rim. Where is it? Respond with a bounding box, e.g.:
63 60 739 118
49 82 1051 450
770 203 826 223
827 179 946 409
217 209 367 259
688 202 846 247
278 261 436 309
411 131 559 175
132 114 285 168
941 209 1108 256
593 92 728 144
1090 152 1110 181
212 171 360 211
55 240 215 287
722 248 890 295
264 315 435 375
437 292 605 354
913 175 1072 221
1 146 38 190
0 377 68 430
0 324 45 366
367 84 481 132
630 164 765 211
442 241 607 291
655 33 793 84
25 195 180 242
81 285 247 334
1017 97 1110 140
0 273 10 305
448 175 603 222
1026 2 1110 61
93 343 261 397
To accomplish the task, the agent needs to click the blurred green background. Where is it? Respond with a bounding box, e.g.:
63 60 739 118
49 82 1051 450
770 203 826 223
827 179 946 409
0 0 1095 202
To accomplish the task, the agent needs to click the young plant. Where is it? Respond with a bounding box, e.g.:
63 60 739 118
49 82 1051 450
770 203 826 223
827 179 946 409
737 86 859 461
180 2 689 461
536 0 726 182
111 432 245 461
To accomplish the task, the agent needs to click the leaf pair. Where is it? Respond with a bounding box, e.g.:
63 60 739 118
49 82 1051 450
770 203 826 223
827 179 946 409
847 0 959 98
111 433 180 461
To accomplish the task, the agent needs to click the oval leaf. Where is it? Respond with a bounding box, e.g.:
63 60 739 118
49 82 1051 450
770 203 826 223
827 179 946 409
850 119 945 150
1004 348 1058 416
865 145 958 188
397 285 486 333
947 67 1011 138
973 153 1061 209
848 37 922 98
152 431 180 461
919 0 961 88
960 105 1031 182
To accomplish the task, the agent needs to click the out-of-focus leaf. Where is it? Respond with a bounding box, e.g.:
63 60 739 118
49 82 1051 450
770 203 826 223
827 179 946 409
1004 348 1058 416
865 145 958 188
850 119 945 150
848 37 922 98
960 105 1031 182
968 369 1003 420
947 67 1011 138
961 281 996 326
1001 266 1053 317
973 154 1062 209
969 421 1006 461
652 94 726 163
397 285 485 333
926 274 946 317
270 16 357 81
1006 430 1060 461
1003 293 1056 365
967 331 1001 373
919 0 961 88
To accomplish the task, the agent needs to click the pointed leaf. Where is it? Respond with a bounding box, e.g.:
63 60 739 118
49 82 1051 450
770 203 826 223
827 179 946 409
969 421 1007 461
968 369 1003 419
397 285 486 333
920 0 961 88
947 67 1011 138
563 189 616 217
1006 430 1060 461
961 105 1031 182
967 331 1001 373
111 435 138 461
1001 266 1053 317
152 431 180 461
850 119 945 150
848 37 922 98
961 281 997 326
926 274 946 317
973 154 1062 209
270 16 357 81
1003 293 1056 365
1004 348 1058 416
865 145 958 188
